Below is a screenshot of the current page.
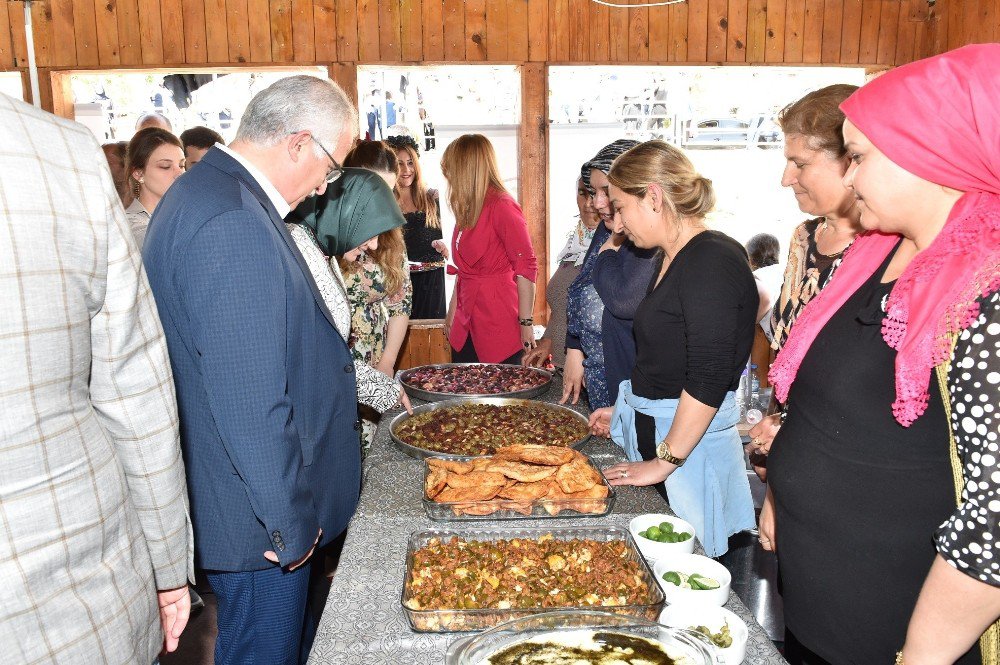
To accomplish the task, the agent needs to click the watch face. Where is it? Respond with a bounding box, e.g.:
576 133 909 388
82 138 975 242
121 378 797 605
656 441 668 459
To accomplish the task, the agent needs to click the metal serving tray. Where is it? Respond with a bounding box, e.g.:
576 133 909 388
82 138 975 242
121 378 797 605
399 363 553 402
389 397 591 460
400 525 666 633
421 455 616 521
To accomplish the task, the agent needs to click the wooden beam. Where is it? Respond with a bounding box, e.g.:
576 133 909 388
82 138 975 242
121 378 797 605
328 62 358 107
48 70 74 118
519 63 548 323
314 0 337 63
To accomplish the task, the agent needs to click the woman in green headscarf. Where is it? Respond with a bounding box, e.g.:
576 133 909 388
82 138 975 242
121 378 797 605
285 167 413 455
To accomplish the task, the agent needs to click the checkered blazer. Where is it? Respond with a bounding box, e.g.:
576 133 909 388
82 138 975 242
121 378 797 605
0 94 194 664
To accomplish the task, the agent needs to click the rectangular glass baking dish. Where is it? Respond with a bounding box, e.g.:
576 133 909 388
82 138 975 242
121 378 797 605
421 455 617 521
400 525 666 633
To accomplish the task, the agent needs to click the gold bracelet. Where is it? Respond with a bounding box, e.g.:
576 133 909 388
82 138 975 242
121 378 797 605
895 650 905 665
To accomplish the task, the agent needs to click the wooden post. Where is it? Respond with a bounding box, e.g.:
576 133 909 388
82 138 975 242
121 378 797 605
328 62 358 107
48 70 75 119
518 62 548 324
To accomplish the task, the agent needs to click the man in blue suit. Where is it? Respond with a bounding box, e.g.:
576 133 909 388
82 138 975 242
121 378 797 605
143 75 359 664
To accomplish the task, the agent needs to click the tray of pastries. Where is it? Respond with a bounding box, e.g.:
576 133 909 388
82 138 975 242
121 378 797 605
422 445 615 520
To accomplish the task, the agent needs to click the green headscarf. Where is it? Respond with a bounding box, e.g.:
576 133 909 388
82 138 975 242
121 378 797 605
286 167 405 256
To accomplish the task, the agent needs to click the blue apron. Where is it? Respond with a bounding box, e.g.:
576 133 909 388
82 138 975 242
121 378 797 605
611 380 755 557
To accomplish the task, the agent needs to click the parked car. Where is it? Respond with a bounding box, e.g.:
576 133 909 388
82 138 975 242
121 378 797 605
683 115 781 148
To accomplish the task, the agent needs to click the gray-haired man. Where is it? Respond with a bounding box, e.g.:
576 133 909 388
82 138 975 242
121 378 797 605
143 75 359 664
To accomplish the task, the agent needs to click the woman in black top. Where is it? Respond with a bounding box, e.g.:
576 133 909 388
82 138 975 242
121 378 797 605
598 141 757 558
388 135 448 319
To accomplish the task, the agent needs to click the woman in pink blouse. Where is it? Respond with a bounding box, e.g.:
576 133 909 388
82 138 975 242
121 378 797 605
441 134 538 364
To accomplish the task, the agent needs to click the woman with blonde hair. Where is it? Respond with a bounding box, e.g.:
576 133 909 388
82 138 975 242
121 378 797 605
441 134 537 364
386 134 448 319
600 140 757 558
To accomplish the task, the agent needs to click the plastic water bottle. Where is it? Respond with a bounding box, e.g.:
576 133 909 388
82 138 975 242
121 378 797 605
745 364 763 425
737 368 748 421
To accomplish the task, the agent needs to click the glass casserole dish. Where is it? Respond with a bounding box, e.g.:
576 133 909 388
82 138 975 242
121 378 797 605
400 526 665 633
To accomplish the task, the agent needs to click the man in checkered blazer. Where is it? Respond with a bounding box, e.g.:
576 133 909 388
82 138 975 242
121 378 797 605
0 94 195 663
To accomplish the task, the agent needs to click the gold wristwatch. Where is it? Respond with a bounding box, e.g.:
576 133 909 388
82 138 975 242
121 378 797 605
655 440 686 466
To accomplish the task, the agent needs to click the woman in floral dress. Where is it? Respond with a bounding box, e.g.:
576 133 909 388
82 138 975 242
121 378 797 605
341 141 413 454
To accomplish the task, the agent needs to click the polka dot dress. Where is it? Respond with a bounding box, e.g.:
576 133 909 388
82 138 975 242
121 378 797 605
935 289 1000 587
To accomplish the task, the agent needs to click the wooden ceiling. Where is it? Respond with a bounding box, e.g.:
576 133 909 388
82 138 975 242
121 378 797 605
1 0 995 71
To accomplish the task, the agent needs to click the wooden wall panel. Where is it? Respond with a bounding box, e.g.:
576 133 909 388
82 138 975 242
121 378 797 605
893 3 916 66
378 0 401 61
648 5 671 62
784 0 805 62
248 0 273 63
356 0 379 61
609 5 628 62
0 1 12 68
485 0 507 61
93 0 121 65
227 0 251 62
51 0 77 68
160 0 186 64
1 0 988 73
136 0 163 64
745 0 767 62
587 0 609 62
802 0 823 63
549 0 570 62
687 0 708 61
857 0 881 63
72 0 100 66
292 0 316 62
421 0 444 61
628 7 649 62
764 0 786 62
335 0 358 61
875 0 899 65
465 0 487 61
201 0 227 63
706 0 728 62
839 0 862 63
182 0 209 63
668 1 688 61
569 0 592 63
945 0 965 52
313 0 336 62
113 0 141 67
507 0 529 61
400 0 423 61
442 0 465 60
30 1 54 67
526 0 547 61
726 0 748 62
820 0 842 62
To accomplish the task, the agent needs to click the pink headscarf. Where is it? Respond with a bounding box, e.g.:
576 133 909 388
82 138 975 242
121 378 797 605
769 44 1000 426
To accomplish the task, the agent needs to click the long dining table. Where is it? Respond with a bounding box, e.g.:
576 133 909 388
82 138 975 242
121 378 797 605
307 377 788 664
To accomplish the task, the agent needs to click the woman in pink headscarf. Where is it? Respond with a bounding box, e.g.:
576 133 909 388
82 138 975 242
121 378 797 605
757 45 1000 664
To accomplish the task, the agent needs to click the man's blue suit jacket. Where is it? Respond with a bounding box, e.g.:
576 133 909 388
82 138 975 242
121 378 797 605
143 147 360 571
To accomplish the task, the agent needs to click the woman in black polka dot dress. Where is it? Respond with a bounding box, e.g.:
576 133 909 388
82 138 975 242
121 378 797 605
759 46 1000 665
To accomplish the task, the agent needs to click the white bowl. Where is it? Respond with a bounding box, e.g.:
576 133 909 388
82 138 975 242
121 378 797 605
629 513 697 560
653 553 732 607
660 604 748 665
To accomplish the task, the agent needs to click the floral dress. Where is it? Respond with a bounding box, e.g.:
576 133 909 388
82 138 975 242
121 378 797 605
342 254 413 454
